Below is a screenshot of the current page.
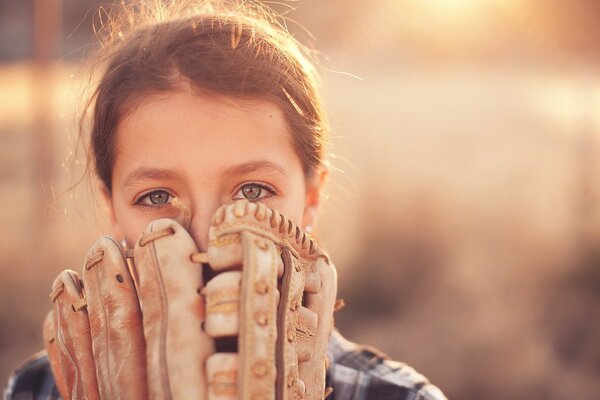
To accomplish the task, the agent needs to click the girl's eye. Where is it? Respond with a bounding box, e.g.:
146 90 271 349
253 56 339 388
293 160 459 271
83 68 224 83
135 190 173 207
233 183 275 201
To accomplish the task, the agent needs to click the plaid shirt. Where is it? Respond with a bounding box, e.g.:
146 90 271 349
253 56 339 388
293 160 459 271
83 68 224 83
4 330 446 400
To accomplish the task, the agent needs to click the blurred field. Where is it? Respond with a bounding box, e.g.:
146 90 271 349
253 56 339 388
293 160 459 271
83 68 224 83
2 1 600 399
322 65 600 399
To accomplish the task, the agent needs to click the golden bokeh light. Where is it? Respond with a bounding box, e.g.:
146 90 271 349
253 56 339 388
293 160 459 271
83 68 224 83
2 1 600 399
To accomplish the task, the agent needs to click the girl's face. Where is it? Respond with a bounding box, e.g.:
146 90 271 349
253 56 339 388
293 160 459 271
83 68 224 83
101 87 323 250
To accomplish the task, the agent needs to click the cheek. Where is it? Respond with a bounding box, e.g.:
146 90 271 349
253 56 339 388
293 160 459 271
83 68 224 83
111 192 191 247
116 199 307 248
110 200 147 245
109 176 308 247
111 199 149 247
268 182 307 225
123 224 145 248
118 211 187 245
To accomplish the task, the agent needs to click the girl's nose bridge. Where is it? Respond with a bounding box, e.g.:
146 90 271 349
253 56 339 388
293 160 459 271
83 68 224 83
173 197 221 251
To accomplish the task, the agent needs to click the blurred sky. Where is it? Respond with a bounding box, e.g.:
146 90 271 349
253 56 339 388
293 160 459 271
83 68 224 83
3 0 600 65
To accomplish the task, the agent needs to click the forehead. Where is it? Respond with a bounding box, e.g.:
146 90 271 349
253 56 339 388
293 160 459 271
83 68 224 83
113 89 301 182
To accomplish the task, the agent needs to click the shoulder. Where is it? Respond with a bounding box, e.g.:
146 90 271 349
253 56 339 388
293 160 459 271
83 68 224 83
327 330 447 400
4 350 61 400
6 335 446 400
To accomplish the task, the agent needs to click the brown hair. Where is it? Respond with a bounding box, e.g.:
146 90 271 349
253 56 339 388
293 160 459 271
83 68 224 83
84 0 327 193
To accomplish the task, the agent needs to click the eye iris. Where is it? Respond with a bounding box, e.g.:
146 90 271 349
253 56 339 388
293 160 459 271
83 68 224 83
149 191 169 205
242 185 261 199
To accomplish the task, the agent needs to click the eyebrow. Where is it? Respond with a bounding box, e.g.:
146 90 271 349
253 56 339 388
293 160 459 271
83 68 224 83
122 167 182 189
222 160 288 177
122 161 287 189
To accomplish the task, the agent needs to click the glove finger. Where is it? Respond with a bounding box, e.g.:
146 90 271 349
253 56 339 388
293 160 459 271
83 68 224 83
82 237 148 400
208 203 284 399
303 271 321 293
43 310 69 399
50 270 100 400
204 271 241 337
208 201 284 278
133 219 214 400
296 306 318 362
208 201 336 399
298 256 338 400
204 271 281 338
276 247 306 400
206 353 238 400
239 230 280 399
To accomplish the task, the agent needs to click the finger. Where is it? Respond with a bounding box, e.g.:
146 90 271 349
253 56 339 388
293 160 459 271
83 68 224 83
133 219 214 400
204 271 242 337
206 353 238 400
43 310 69 399
204 271 282 338
82 237 148 400
296 306 318 362
303 271 321 293
298 256 338 400
50 270 99 400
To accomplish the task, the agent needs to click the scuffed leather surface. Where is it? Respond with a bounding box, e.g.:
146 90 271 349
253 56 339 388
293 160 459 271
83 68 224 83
43 199 338 400
205 200 338 400
133 219 215 400
49 270 99 400
83 237 147 400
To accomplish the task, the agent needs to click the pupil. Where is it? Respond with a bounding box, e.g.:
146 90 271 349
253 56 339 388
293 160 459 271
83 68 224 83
242 185 261 199
149 191 169 204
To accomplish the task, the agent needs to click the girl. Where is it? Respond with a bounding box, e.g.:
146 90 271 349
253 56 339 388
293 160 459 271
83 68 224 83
5 1 446 399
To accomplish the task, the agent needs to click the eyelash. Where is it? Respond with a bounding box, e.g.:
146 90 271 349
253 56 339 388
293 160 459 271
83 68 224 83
233 182 277 201
133 189 174 210
133 182 277 210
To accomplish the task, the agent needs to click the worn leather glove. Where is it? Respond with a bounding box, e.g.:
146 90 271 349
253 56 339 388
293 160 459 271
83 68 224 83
43 199 338 400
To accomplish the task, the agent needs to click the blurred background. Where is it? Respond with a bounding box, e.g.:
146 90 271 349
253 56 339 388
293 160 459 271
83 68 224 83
2 0 600 398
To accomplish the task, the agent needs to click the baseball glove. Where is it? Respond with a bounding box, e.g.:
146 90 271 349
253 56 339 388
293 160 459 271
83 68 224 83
43 199 338 400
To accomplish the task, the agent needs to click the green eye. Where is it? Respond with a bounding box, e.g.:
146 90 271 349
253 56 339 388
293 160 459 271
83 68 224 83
242 185 262 199
148 190 171 204
135 190 173 208
233 183 276 201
